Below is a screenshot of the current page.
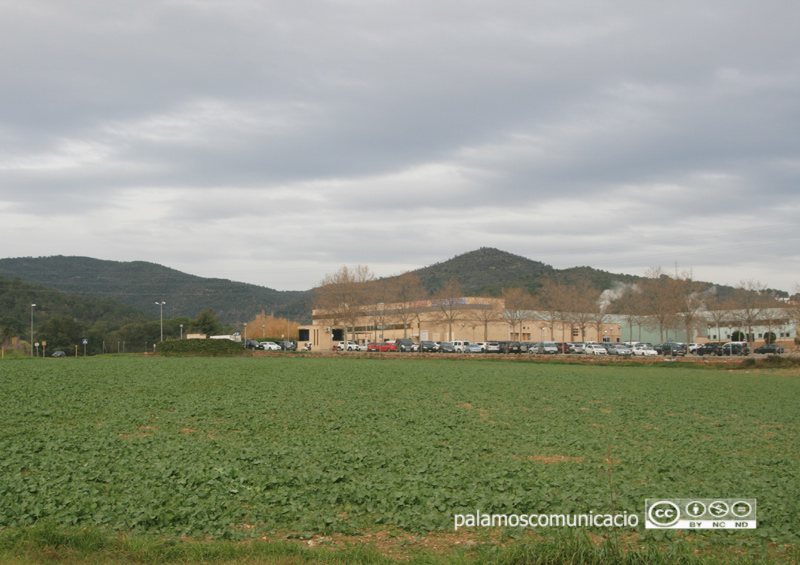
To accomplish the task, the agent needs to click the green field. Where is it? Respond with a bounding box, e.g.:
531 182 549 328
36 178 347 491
1 356 798 562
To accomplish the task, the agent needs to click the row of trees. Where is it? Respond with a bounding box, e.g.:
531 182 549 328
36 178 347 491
314 265 798 344
17 309 228 356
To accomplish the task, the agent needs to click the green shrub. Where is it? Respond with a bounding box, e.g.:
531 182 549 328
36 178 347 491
156 338 250 357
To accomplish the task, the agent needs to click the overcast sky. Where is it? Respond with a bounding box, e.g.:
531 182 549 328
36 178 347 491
1 0 798 292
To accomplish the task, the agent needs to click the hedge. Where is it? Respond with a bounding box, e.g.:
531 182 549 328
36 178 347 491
155 339 251 357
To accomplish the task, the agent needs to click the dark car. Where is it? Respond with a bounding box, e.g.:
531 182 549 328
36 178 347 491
722 343 749 356
696 343 724 356
438 342 456 353
498 341 522 354
245 339 262 350
754 344 784 354
657 343 687 356
278 340 297 351
396 338 415 352
419 340 438 352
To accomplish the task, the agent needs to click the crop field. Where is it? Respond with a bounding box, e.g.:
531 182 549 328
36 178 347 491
1 356 799 561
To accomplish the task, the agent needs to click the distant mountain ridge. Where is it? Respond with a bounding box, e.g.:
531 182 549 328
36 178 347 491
0 249 735 326
0 256 309 324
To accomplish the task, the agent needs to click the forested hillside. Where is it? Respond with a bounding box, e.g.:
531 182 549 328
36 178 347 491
0 256 309 324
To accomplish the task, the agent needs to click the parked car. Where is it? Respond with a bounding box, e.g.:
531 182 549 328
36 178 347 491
367 342 396 352
631 343 658 356
571 343 587 354
608 343 633 356
498 341 522 354
695 343 723 356
438 342 456 353
484 341 501 353
687 343 704 354
465 344 483 353
336 340 360 351
260 341 282 351
395 338 415 352
722 342 749 356
656 343 687 356
419 340 438 352
245 339 262 350
451 340 470 353
52 350 66 358
584 344 608 355
534 341 559 354
278 341 296 351
754 343 784 354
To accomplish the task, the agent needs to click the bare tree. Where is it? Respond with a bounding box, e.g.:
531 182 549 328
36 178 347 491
703 291 734 343
672 274 704 344
563 281 597 342
389 273 426 338
538 280 570 346
432 279 467 341
591 286 615 342
363 277 391 343
502 287 535 340
613 283 644 342
759 302 788 344
314 265 374 343
470 299 504 341
730 280 770 344
639 267 683 343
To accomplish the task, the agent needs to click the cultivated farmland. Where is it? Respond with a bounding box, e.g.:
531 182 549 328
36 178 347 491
1 357 798 557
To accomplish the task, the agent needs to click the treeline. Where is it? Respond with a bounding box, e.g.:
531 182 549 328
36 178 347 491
314 265 798 345
0 276 236 356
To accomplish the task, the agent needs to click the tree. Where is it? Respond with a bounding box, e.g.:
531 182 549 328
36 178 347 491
730 280 772 344
193 308 224 337
470 299 504 341
35 316 86 355
639 268 684 343
502 287 535 340
702 291 734 342
364 278 391 343
538 280 570 346
432 279 466 341
563 281 597 342
314 265 374 343
0 316 23 346
672 274 704 344
613 284 646 343
389 273 425 339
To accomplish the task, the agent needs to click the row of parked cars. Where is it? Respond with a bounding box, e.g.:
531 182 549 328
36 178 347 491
333 339 787 356
246 340 297 351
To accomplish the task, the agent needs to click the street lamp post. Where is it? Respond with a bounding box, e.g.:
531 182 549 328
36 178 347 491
180 324 183 339
30 304 36 357
155 301 165 342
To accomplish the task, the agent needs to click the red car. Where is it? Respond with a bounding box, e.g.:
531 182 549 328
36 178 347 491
367 342 396 352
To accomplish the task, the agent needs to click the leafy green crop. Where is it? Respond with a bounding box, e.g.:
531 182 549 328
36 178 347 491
1 357 797 546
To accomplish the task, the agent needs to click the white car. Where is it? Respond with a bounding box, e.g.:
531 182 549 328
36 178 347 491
260 341 282 351
451 340 470 353
336 341 360 351
584 344 608 355
632 343 657 356
687 343 704 354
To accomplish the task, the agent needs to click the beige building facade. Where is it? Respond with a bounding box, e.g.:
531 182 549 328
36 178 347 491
298 296 621 350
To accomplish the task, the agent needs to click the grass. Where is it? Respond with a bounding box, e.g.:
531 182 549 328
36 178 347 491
1 356 798 563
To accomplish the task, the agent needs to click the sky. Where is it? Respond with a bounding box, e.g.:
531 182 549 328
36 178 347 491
1 0 799 292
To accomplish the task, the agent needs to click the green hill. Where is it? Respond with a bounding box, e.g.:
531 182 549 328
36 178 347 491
0 256 309 324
